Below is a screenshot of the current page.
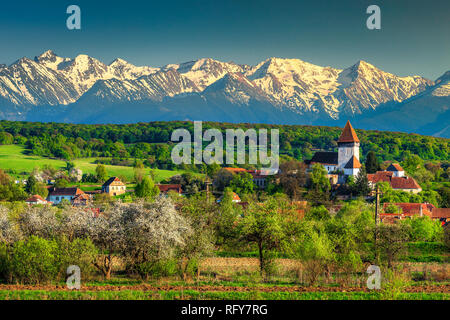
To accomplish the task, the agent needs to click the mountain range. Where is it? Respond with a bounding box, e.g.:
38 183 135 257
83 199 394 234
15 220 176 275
0 50 448 137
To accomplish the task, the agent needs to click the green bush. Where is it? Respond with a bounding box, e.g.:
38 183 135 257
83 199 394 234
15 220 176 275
0 236 99 284
135 259 178 279
56 237 98 280
9 236 60 284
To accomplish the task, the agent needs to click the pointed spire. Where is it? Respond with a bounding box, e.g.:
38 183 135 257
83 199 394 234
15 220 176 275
338 120 360 143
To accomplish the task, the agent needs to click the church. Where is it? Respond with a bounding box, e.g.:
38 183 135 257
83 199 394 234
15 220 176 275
305 121 361 183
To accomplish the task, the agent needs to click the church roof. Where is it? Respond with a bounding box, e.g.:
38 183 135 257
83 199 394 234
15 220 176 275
306 152 338 165
338 121 360 143
344 156 362 169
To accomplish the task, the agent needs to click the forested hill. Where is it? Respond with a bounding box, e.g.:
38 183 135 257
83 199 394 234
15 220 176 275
0 120 448 164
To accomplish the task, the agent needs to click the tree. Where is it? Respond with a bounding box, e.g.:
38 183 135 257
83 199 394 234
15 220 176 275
26 175 48 198
307 164 330 205
400 216 443 242
384 203 402 214
229 172 255 195
238 198 297 276
117 199 191 279
0 170 27 202
135 176 159 200
295 222 334 284
54 178 68 189
213 169 234 192
352 166 371 197
376 223 410 268
444 224 450 250
278 161 307 200
0 206 20 244
95 164 108 183
65 161 75 173
365 151 380 174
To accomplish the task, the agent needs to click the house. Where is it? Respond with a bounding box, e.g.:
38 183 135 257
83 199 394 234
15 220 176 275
217 192 241 203
157 184 183 194
386 163 405 177
431 208 450 225
223 167 269 189
72 193 92 207
382 202 434 220
368 171 422 193
102 177 126 196
305 121 361 182
47 187 86 204
25 194 50 205
249 170 269 189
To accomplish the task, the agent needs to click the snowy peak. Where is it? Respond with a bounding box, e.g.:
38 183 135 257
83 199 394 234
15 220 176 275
431 71 450 97
109 58 159 79
204 72 276 105
34 50 72 71
0 50 441 122
164 58 246 90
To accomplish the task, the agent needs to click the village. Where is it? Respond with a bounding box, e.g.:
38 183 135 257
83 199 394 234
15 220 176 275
17 121 449 228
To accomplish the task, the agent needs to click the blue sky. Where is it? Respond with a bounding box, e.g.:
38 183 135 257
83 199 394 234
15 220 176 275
0 0 448 79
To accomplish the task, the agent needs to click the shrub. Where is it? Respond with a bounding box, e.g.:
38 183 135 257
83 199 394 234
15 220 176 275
8 236 60 284
56 237 98 280
136 259 178 279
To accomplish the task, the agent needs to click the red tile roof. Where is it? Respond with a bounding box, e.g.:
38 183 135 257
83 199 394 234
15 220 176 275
368 171 421 190
25 195 47 203
383 203 434 217
344 155 362 169
102 177 125 187
338 121 360 143
157 184 182 194
432 208 450 219
223 167 248 173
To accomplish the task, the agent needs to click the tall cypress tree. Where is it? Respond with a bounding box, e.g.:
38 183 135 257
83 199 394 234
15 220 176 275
365 151 380 174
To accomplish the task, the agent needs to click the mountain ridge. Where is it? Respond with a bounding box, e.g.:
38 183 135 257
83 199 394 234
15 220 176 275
0 50 448 137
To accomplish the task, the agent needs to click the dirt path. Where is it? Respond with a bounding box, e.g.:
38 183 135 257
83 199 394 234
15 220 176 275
0 284 448 293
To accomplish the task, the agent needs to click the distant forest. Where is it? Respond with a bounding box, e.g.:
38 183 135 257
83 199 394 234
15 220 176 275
0 120 448 170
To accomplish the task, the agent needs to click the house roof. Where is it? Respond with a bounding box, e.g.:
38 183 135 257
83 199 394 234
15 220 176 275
368 171 421 190
338 121 360 143
72 193 91 201
25 195 47 203
49 187 84 196
102 177 124 187
223 167 248 173
157 184 182 193
306 152 338 165
383 203 435 216
387 163 404 172
344 156 362 169
432 208 450 219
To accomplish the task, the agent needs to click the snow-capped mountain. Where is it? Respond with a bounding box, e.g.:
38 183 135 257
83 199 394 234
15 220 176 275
0 50 448 136
80 69 199 104
162 58 249 90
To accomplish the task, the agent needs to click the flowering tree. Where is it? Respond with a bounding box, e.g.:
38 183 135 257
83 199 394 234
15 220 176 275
117 198 191 279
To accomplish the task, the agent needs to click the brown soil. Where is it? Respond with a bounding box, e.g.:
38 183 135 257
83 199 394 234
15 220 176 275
0 283 448 293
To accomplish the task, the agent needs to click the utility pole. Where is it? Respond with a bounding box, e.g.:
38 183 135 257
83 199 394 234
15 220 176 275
205 177 212 203
374 185 381 262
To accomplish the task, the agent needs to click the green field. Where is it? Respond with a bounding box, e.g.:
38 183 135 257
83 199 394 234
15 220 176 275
0 144 184 183
0 289 446 300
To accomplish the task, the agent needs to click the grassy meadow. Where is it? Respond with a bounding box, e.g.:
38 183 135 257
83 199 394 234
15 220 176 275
0 144 183 183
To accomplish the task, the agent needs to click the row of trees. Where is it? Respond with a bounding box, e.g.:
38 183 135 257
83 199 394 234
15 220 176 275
0 120 448 164
0 189 447 284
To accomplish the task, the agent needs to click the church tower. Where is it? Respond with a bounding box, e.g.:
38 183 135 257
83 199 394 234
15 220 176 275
337 121 360 170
